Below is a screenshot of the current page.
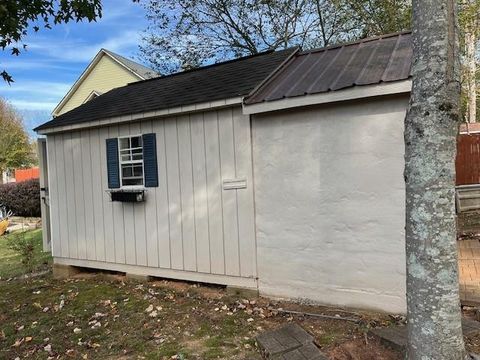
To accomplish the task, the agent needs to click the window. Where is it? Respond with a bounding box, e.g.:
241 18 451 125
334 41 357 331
118 136 144 186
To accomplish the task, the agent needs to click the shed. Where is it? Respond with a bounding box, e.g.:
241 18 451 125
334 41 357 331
36 32 412 313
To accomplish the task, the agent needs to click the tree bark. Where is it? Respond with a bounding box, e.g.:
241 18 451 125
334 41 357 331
405 0 467 359
465 25 477 123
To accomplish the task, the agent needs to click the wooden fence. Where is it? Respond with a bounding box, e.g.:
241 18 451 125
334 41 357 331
457 133 480 186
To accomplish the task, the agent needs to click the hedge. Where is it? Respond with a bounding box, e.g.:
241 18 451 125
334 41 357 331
0 178 41 217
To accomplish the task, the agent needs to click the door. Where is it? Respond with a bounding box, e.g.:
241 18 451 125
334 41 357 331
38 138 51 251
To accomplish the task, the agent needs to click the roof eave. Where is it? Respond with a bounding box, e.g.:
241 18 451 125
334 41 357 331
36 96 243 135
242 79 412 115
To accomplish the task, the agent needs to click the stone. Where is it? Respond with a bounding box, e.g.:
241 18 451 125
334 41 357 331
256 323 327 359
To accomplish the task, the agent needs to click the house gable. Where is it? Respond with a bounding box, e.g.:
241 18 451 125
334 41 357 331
52 51 155 117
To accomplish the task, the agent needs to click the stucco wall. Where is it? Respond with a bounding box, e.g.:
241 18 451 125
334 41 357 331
252 95 409 313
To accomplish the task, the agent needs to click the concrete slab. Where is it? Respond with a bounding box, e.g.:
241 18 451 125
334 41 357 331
256 323 327 359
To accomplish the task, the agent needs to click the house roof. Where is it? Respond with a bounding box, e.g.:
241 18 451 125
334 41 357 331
102 49 158 80
36 48 297 131
51 49 158 116
244 32 412 105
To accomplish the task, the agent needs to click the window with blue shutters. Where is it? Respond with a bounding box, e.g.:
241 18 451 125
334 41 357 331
106 133 158 189
142 133 158 187
106 138 120 189
118 135 144 186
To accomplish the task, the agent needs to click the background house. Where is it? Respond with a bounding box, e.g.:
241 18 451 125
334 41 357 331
51 49 157 117
36 33 412 313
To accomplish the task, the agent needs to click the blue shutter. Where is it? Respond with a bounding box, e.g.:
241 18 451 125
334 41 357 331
143 133 158 187
106 138 120 189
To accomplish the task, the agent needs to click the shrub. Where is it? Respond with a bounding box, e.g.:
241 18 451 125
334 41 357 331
6 231 36 273
0 178 40 217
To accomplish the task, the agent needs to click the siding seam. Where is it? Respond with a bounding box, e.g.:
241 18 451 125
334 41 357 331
232 108 242 276
202 113 212 274
176 118 185 270
189 116 199 272
217 111 226 275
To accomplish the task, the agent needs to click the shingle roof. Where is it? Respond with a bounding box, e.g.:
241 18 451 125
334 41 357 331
103 49 158 79
244 32 412 105
36 48 297 131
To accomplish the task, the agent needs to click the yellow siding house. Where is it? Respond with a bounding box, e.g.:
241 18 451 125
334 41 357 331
52 49 157 116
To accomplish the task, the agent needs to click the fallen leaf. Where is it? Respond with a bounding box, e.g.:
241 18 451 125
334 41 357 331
66 349 75 357
145 305 154 313
12 338 24 347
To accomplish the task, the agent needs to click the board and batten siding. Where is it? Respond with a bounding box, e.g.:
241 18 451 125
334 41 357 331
47 106 257 287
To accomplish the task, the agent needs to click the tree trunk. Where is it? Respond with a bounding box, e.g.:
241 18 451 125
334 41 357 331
405 0 467 359
465 25 477 123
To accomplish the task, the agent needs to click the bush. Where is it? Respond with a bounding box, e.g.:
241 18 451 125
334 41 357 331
0 179 40 217
6 231 36 273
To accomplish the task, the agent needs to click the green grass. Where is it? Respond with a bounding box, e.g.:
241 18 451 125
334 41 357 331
0 229 52 279
0 275 266 359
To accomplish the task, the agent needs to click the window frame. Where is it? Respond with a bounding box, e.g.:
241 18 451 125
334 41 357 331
117 134 145 188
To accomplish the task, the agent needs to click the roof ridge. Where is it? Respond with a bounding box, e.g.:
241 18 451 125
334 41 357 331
102 48 141 66
299 30 412 55
127 47 297 87
102 49 158 79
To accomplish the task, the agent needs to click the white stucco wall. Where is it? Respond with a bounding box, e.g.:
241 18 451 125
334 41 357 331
252 95 409 313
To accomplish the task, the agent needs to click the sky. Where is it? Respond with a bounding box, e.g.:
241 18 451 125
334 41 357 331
0 0 149 137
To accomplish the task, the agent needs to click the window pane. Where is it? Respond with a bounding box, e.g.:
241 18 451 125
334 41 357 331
133 165 143 177
131 136 142 148
119 138 129 150
123 178 143 186
119 135 145 187
122 165 133 177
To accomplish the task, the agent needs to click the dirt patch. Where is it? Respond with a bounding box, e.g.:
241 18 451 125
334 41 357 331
0 274 402 359
328 337 401 360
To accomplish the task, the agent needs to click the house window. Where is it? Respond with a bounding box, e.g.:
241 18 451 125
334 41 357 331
118 136 144 186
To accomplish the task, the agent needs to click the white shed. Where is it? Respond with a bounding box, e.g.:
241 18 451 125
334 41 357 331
36 32 412 313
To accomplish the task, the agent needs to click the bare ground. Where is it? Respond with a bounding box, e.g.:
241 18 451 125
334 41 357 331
0 272 404 359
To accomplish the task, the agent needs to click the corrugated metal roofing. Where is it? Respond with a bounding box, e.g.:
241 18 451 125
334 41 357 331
36 48 296 131
244 32 412 105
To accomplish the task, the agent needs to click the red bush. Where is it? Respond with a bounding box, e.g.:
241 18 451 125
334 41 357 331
0 178 40 217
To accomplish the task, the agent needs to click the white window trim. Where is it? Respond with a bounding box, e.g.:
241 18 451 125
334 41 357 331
118 134 145 189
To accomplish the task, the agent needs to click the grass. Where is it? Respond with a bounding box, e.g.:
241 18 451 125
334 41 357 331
0 230 406 359
0 229 52 279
